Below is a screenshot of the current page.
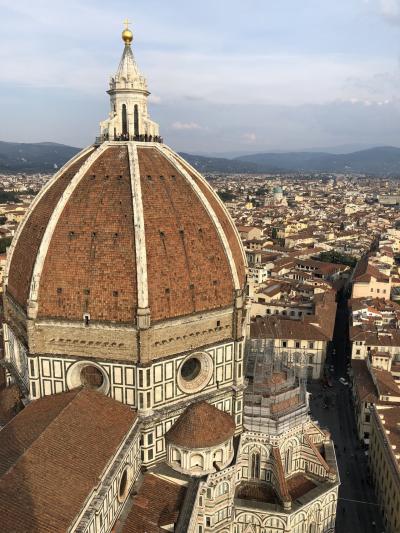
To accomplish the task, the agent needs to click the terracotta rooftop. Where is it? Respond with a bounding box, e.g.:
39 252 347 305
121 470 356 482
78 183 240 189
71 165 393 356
165 401 235 449
0 388 136 532
6 144 245 324
287 474 317 500
251 315 329 342
121 473 186 533
374 406 400 467
353 255 389 283
350 326 400 346
352 359 378 403
371 366 400 399
235 481 279 504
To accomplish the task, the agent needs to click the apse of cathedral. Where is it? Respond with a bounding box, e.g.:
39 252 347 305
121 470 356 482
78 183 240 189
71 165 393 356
0 23 339 533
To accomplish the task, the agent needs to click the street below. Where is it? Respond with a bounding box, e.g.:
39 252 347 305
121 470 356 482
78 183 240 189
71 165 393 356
308 296 385 533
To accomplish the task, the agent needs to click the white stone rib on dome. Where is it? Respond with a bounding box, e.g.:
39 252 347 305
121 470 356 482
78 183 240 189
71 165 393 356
170 149 248 270
127 142 149 310
3 145 95 289
158 144 241 291
27 144 109 314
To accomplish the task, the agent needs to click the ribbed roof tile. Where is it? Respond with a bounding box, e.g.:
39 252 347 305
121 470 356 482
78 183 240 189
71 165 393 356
165 401 235 449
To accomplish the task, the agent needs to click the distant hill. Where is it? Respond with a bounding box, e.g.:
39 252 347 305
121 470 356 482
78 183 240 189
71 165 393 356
235 146 400 175
182 147 400 175
179 153 259 173
0 141 80 173
1 141 400 176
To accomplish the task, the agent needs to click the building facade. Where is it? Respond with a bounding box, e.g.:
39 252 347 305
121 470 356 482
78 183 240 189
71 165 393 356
369 405 400 533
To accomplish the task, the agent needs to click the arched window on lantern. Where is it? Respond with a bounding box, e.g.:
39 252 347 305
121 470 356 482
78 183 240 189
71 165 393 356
122 104 128 135
250 452 261 479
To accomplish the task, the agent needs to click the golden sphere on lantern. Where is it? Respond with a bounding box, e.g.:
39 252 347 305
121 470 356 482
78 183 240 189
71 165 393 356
122 28 133 44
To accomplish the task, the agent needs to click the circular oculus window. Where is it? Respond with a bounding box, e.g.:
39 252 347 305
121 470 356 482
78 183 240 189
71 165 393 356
80 365 104 390
177 352 213 394
66 360 110 394
181 357 201 381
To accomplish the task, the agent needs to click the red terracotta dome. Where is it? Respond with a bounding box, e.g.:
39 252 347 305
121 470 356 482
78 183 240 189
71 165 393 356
165 401 236 448
5 142 245 324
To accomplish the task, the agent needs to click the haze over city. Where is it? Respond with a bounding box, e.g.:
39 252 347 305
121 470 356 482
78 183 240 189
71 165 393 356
2 0 400 153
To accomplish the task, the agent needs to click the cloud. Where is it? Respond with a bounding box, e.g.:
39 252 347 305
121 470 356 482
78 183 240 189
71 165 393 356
2 0 400 153
243 132 257 143
171 121 202 130
148 94 162 104
343 69 400 105
0 0 398 110
380 0 400 18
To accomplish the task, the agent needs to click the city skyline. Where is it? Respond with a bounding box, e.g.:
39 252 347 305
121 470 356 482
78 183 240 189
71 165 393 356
1 0 400 152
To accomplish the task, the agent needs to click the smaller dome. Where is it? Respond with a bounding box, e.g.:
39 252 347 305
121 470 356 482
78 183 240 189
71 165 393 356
166 401 235 449
273 186 283 194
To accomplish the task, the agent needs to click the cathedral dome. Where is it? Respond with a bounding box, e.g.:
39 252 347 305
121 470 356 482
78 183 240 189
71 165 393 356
165 401 236 476
5 143 245 325
165 401 235 449
3 24 247 394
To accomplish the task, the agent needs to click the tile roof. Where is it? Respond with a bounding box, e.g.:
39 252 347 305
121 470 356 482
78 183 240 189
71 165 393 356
353 255 389 283
271 446 290 503
352 359 378 403
374 406 400 468
235 481 279 504
165 401 235 449
286 474 316 500
251 316 329 342
350 326 400 346
371 366 400 398
0 388 136 532
121 473 186 533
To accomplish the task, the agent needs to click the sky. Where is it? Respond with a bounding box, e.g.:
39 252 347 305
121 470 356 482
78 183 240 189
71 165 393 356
1 0 400 154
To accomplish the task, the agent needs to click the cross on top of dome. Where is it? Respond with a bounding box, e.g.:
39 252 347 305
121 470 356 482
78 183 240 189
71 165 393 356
122 18 133 44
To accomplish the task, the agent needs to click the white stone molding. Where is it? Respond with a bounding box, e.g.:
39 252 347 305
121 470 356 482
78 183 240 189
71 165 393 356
167 437 234 477
127 142 149 314
177 351 214 394
27 143 109 317
3 145 95 287
157 144 241 290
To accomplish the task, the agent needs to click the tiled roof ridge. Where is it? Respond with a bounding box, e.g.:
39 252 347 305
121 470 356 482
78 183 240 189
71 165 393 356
271 446 290 503
304 433 334 474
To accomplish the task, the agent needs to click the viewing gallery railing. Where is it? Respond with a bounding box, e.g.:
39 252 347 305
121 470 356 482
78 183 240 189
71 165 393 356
95 133 163 144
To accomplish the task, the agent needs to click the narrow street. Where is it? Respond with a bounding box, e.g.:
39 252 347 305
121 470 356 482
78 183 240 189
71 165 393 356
308 294 385 533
